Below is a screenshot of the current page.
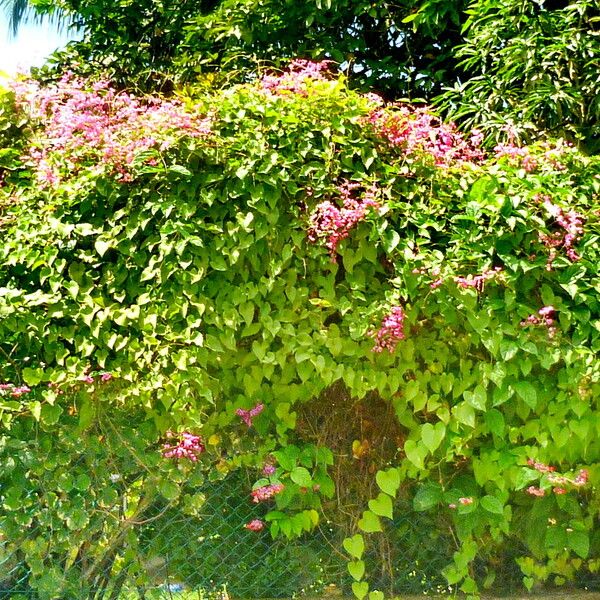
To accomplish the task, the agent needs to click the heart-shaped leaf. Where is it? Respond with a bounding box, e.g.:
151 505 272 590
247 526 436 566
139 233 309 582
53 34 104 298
369 591 384 600
94 239 110 257
343 534 365 559
375 468 400 497
348 560 365 581
514 381 537 409
368 493 393 519
421 422 446 453
413 483 443 511
481 495 504 515
358 510 382 533
290 466 312 486
404 439 428 469
464 385 487 411
352 581 369 600
484 409 505 436
568 530 589 559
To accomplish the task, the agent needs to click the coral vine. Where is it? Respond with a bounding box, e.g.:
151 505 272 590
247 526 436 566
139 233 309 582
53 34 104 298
244 519 265 531
366 106 484 166
236 403 264 427
0 383 31 397
371 305 406 353
525 459 589 497
494 142 537 172
307 181 379 260
539 197 584 269
251 483 284 503
520 306 558 337
162 431 205 461
455 267 502 292
260 60 332 96
11 74 211 185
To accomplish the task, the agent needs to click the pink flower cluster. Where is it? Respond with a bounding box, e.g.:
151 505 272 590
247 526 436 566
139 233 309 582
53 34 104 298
539 197 584 269
527 458 555 473
455 267 502 292
262 461 276 476
244 519 265 531
0 382 31 397
526 485 568 496
371 305 406 353
162 431 205 462
260 60 332 96
236 403 264 427
81 372 113 384
494 142 537 172
548 469 589 488
412 265 443 289
307 181 379 260
251 483 284 503
365 106 484 166
520 305 557 337
448 497 474 509
11 74 211 185
525 459 588 497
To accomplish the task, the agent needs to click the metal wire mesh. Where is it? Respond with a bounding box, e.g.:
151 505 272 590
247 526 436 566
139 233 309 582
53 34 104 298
1 444 599 599
0 460 463 600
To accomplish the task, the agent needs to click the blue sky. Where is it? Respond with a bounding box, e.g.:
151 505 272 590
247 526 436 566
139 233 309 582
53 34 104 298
0 13 77 74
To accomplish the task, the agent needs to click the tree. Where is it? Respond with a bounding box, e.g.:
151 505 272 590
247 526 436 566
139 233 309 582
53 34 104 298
437 0 600 152
0 0 70 36
43 0 468 98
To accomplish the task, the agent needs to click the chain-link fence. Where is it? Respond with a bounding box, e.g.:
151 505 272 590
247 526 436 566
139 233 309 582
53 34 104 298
2 402 600 600
1 467 463 600
3 467 600 599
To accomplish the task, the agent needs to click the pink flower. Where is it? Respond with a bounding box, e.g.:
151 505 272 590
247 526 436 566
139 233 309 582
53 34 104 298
494 142 538 172
527 459 556 473
372 305 406 353
458 497 473 506
262 463 276 476
251 483 284 503
11 74 211 187
81 375 94 384
365 105 484 166
553 487 567 495
260 60 332 97
548 473 568 485
100 372 113 382
520 309 558 336
162 431 205 461
307 181 379 260
574 469 588 486
538 197 584 268
538 306 555 317
10 385 31 397
527 486 545 497
236 403 264 427
448 503 457 509
244 519 265 531
455 267 502 293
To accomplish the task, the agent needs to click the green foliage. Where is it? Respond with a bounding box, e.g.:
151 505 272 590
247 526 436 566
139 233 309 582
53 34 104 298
40 0 467 98
1 65 599 598
438 0 600 151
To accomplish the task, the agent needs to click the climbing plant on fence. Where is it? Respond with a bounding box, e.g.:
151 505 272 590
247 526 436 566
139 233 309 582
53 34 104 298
0 61 599 599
